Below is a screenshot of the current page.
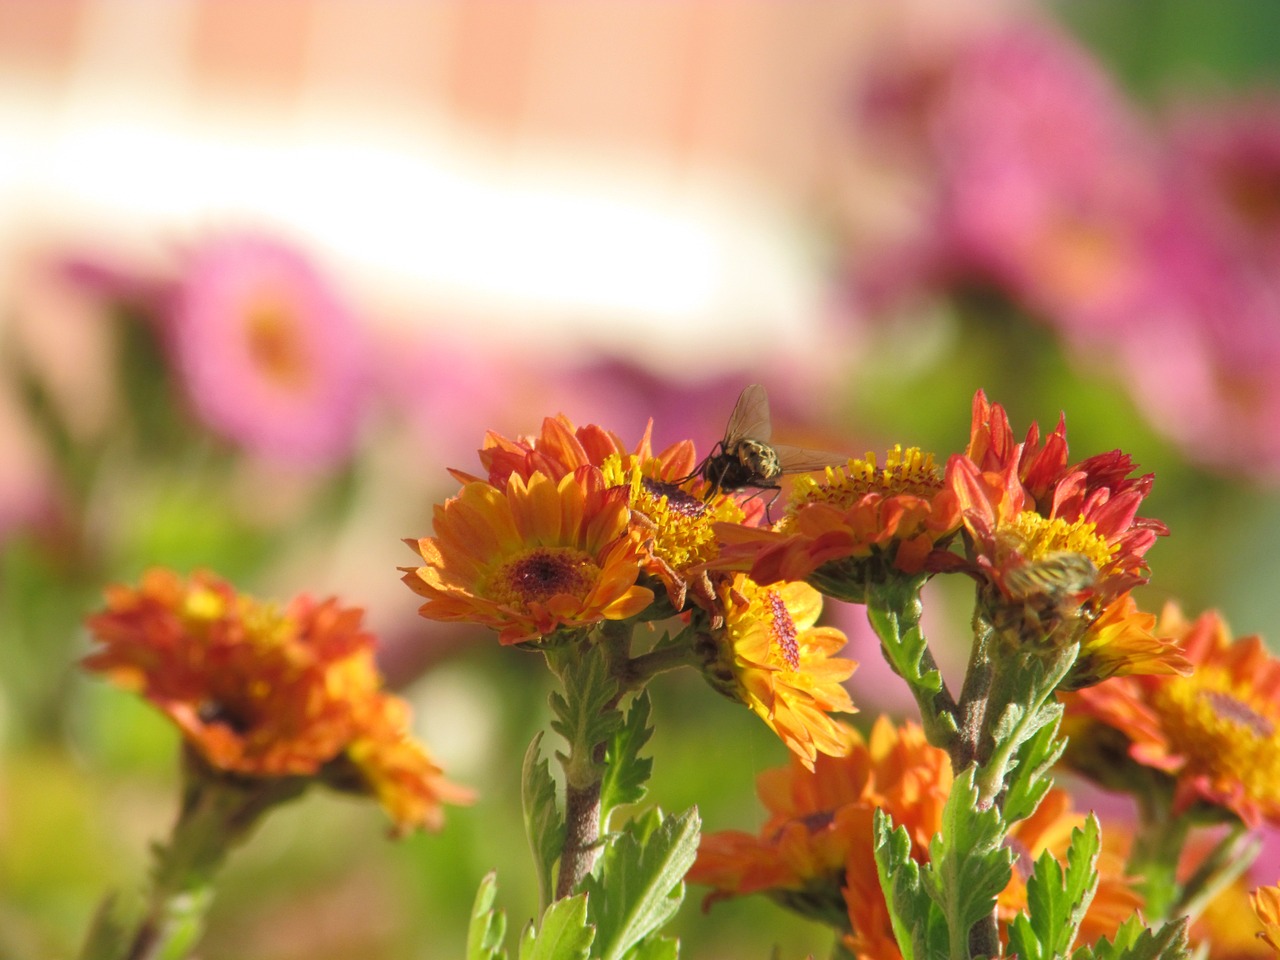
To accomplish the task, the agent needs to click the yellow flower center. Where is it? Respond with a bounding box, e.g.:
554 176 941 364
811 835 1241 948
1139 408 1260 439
245 298 311 390
1006 512 1115 569
488 547 601 607
602 454 741 573
790 446 941 511
1152 666 1280 807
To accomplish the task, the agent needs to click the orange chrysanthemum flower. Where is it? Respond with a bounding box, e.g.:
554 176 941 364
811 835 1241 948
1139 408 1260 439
711 447 961 602
402 466 655 645
689 718 944 927
699 576 856 769
1066 605 1280 828
691 716 1138 958
83 568 466 833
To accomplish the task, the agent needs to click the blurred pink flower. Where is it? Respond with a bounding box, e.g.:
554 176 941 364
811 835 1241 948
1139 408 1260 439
932 22 1163 332
169 235 368 466
1168 96 1280 274
848 19 1280 477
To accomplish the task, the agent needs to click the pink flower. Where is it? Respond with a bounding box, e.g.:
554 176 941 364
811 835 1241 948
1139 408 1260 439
169 235 368 466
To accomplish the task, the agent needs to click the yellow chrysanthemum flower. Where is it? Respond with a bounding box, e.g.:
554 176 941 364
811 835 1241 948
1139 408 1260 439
402 467 655 645
699 575 856 769
601 451 746 612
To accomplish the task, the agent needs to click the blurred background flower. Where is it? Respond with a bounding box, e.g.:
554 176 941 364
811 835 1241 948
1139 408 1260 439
4 2 1280 958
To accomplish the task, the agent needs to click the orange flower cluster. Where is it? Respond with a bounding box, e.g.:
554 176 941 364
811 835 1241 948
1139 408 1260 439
1066 605 1280 828
711 445 961 601
404 414 858 768
84 568 468 833
690 717 1141 959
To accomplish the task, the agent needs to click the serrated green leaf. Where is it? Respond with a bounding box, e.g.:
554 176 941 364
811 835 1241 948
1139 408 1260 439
1007 815 1101 960
517 894 594 960
866 593 942 695
467 872 508 960
548 645 623 788
924 767 1012 956
1072 916 1190 960
872 810 948 960
582 807 700 960
600 693 654 820
523 733 566 913
1002 716 1067 825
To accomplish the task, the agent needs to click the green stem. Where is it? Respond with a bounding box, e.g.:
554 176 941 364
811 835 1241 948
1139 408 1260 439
1127 793 1191 922
865 578 959 755
82 752 302 960
1174 823 1261 923
954 615 995 774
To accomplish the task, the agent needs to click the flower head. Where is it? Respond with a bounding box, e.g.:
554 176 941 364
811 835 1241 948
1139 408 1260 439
712 446 961 602
1066 605 1280 828
944 393 1176 683
402 467 655 645
698 576 856 770
82 568 465 833
169 234 368 466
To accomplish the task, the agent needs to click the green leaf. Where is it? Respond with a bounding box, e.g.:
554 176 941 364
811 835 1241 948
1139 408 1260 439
924 767 1013 958
467 872 509 960
1007 815 1101 960
582 807 700 960
872 810 949 960
517 894 594 960
622 937 679 960
548 644 623 788
865 584 943 696
523 733 566 913
1071 916 1190 960
600 693 654 820
1001 714 1067 825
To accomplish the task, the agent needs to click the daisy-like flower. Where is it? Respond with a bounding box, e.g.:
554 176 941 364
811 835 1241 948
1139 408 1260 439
711 446 961 603
698 575 856 770
689 718 943 928
401 466 655 645
1066 605 1280 828
168 234 368 467
465 412 754 613
691 716 1139 958
82 568 465 833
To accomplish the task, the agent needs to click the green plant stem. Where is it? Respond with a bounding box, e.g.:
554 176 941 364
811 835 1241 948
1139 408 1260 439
616 643 698 690
954 615 995 774
1127 793 1191 922
83 754 302 960
865 578 959 755
557 779 604 900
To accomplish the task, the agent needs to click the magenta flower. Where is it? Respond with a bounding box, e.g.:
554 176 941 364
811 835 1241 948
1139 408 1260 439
169 235 368 466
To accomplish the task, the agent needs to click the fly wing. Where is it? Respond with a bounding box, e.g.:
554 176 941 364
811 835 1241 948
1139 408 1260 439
723 383 772 444
771 443 851 475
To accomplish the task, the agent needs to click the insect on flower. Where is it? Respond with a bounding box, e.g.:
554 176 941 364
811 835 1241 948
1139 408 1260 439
688 384 847 517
